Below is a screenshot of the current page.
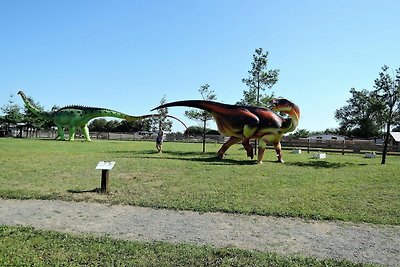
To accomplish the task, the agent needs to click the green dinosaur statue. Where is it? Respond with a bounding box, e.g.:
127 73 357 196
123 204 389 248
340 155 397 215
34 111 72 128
18 91 185 141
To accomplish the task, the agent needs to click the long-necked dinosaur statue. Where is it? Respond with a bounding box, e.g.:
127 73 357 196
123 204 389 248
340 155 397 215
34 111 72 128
18 91 186 141
152 98 300 163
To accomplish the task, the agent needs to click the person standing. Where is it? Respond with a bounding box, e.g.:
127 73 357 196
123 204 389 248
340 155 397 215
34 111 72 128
156 127 164 153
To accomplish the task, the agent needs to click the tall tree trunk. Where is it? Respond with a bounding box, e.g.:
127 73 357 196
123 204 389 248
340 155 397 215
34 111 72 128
381 107 394 165
202 120 206 153
381 123 391 164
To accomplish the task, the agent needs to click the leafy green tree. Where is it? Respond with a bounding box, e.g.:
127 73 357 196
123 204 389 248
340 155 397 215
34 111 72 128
288 128 310 138
239 48 279 107
88 118 108 132
334 88 384 138
116 119 151 133
184 84 217 153
184 126 220 135
88 118 152 133
105 120 120 132
1 101 23 124
151 95 172 132
1 94 24 135
239 48 279 155
21 96 52 130
373 65 400 164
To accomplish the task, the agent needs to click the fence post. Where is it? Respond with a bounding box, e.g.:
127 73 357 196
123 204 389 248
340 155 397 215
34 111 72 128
342 139 345 155
307 138 310 153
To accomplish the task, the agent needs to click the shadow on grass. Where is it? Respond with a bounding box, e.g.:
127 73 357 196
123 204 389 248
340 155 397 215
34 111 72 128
67 188 101 194
109 150 256 165
111 150 216 156
286 160 359 169
162 150 216 157
159 150 257 165
137 155 256 165
111 150 157 155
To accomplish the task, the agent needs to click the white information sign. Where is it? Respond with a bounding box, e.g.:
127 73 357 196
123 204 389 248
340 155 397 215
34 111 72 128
96 161 116 170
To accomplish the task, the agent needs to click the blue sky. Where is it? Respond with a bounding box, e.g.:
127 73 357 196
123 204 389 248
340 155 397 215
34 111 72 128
1 0 399 132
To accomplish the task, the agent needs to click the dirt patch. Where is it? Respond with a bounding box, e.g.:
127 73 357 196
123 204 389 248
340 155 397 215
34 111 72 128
0 198 399 266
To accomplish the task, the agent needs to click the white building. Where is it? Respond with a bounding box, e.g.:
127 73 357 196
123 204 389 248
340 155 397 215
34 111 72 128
308 134 345 141
390 132 400 145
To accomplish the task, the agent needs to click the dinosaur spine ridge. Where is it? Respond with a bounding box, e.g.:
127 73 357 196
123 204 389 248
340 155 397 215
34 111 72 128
56 105 133 120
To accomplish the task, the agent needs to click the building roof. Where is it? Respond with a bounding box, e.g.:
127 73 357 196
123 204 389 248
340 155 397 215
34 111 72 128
390 132 400 142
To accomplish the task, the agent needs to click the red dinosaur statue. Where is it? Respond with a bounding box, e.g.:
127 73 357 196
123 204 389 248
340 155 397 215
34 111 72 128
152 98 300 163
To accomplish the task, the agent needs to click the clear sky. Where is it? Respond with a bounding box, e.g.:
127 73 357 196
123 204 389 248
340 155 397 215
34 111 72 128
1 0 399 133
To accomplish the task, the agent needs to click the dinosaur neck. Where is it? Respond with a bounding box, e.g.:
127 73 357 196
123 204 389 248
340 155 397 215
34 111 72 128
18 91 52 120
280 106 300 133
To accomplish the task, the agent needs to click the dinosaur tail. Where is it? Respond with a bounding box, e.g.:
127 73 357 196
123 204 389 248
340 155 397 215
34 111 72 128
18 91 53 120
151 100 236 114
125 114 188 130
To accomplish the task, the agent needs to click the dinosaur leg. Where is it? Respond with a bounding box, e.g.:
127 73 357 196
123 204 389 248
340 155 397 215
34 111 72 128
257 139 267 164
69 126 76 141
217 136 241 158
241 138 254 159
242 124 259 159
82 125 91 142
56 125 65 141
273 141 284 163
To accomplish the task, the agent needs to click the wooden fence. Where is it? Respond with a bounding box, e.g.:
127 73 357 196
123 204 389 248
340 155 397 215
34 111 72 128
7 129 399 154
280 137 399 154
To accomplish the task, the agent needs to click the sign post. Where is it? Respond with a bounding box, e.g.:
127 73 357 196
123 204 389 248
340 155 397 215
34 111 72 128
95 161 115 193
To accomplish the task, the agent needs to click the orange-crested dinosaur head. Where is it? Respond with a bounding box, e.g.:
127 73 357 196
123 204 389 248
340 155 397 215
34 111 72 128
271 98 300 118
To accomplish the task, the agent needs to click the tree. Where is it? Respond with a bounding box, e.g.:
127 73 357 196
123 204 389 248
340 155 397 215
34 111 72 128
88 118 152 133
239 48 279 106
184 84 217 153
287 128 310 138
1 94 24 135
21 96 52 131
239 48 279 155
116 119 151 133
334 88 385 138
151 95 172 132
373 65 400 164
184 126 220 135
105 120 120 132
88 118 108 132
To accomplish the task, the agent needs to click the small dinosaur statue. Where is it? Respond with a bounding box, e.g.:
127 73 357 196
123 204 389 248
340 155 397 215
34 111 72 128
152 98 300 163
18 91 186 141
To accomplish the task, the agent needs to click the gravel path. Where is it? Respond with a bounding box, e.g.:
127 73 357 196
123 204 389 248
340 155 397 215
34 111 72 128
0 198 399 266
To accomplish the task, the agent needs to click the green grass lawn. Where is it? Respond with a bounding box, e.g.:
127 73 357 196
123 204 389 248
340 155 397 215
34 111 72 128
0 225 371 267
0 138 399 225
